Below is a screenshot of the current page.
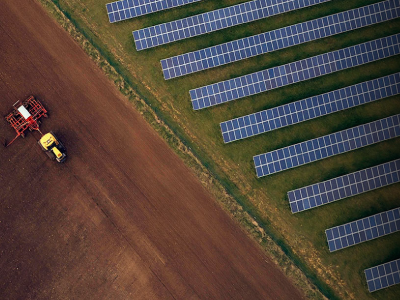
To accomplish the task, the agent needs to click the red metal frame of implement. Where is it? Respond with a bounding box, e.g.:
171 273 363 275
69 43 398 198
4 95 48 147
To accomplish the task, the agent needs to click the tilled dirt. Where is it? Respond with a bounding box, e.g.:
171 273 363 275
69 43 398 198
0 1 303 299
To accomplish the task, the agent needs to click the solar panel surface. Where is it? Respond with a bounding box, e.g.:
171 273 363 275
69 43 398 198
253 114 400 178
190 34 400 110
162 0 400 79
134 0 331 50
325 207 400 252
288 159 400 213
365 258 400 292
221 73 400 143
106 0 201 23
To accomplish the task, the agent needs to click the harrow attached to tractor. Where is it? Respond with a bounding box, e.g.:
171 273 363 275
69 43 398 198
5 95 48 146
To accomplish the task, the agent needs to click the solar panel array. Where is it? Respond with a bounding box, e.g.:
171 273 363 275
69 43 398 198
288 159 400 213
365 258 400 292
162 0 400 80
190 34 400 110
325 207 400 252
253 114 400 178
133 0 331 51
106 0 201 23
220 73 400 143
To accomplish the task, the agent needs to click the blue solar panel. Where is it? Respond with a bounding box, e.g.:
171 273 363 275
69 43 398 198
221 73 400 143
106 0 201 23
253 114 400 178
365 258 400 292
190 34 400 110
288 159 400 213
162 0 400 79
134 0 331 51
326 207 400 252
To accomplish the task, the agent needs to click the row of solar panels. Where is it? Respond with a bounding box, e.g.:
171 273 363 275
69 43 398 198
254 113 400 177
365 258 400 292
162 0 400 79
328 209 400 292
288 159 400 213
326 207 400 252
132 0 332 50
109 0 400 115
335 209 400 293
221 73 400 143
191 33 400 110
109 0 399 83
105 0 400 293
107 0 202 23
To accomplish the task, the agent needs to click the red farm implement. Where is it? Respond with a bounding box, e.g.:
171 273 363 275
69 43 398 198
4 95 48 147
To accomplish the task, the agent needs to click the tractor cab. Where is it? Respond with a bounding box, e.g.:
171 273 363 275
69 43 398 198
39 132 67 163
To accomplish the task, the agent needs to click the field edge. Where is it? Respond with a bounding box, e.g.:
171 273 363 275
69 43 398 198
36 0 341 299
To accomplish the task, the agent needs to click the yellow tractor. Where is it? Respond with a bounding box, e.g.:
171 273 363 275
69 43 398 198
38 132 67 163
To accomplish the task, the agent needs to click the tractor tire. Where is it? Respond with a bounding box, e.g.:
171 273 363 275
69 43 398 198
46 151 56 160
58 143 66 153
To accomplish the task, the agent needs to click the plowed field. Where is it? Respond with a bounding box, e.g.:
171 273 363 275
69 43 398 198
0 1 303 299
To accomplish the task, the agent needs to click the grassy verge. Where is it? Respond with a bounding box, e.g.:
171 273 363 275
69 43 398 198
37 0 400 299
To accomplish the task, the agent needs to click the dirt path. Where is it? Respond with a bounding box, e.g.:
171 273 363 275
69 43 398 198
0 1 304 299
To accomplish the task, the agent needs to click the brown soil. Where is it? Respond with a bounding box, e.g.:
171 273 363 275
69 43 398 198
0 1 304 299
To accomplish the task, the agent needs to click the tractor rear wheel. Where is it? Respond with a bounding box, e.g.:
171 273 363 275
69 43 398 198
46 151 55 160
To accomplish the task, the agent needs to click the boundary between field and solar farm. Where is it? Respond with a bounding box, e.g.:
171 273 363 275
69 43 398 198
37 0 400 299
37 0 339 299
